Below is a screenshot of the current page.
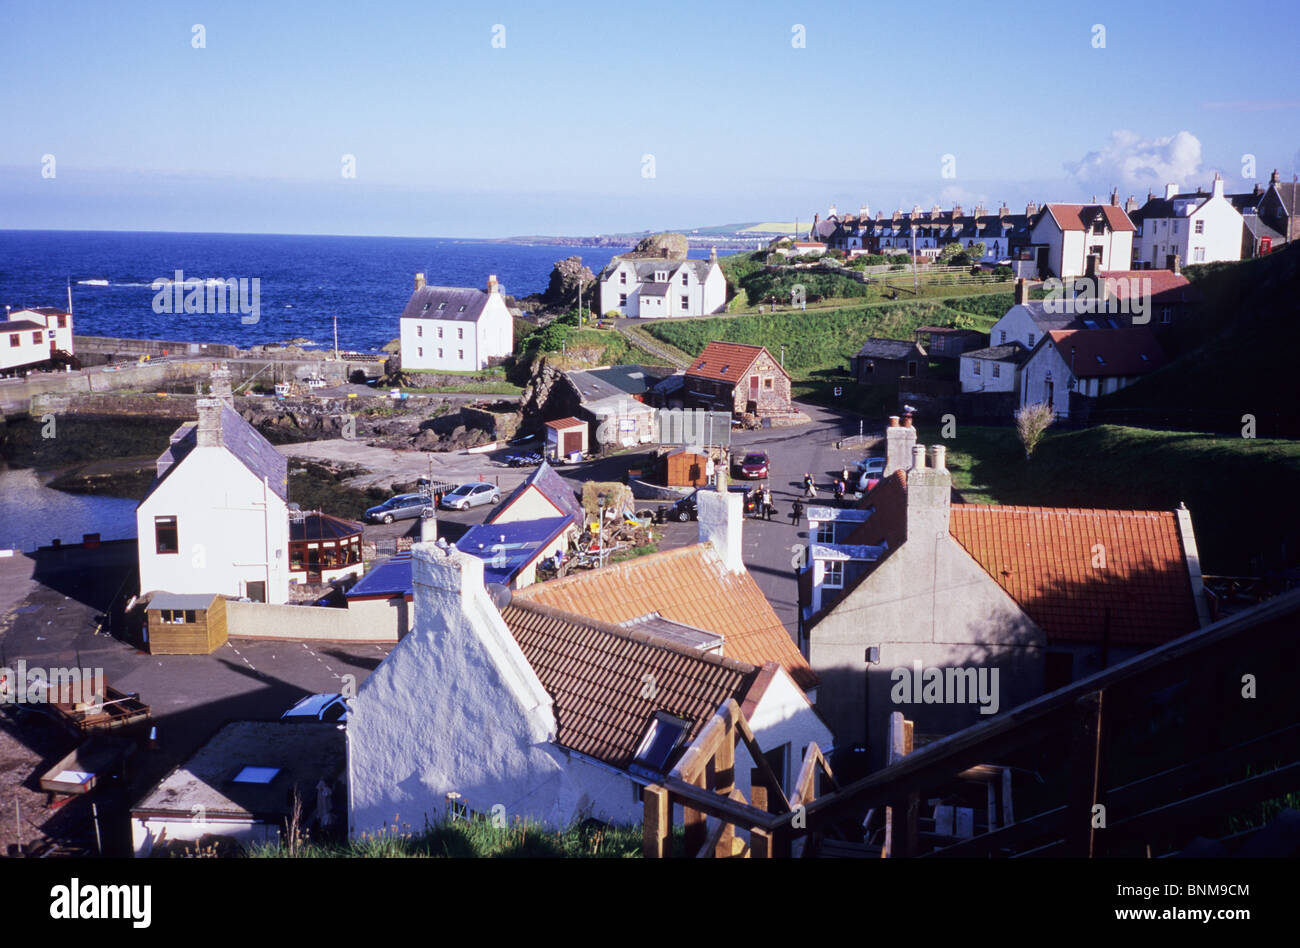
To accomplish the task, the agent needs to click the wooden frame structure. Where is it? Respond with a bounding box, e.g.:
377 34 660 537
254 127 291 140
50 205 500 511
644 588 1300 857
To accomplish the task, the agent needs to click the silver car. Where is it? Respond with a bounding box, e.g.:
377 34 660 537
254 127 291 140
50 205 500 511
364 493 430 524
439 482 501 511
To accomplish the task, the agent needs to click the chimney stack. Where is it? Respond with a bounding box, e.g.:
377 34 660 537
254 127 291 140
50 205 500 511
487 274 499 295
209 366 234 406
884 415 918 477
697 488 744 574
1166 253 1181 275
420 508 438 544
195 398 224 448
1014 278 1029 305
1164 183 1179 200
1125 195 1138 214
905 442 952 541
709 246 718 264
415 272 426 291
1086 254 1100 277
1270 169 1280 185
1110 187 1119 206
1212 173 1224 198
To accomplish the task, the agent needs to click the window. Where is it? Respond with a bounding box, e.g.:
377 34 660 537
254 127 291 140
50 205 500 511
437 348 443 358
57 315 67 328
457 327 463 339
992 363 1001 379
457 305 466 312
973 360 982 376
823 560 845 588
1027 333 1035 346
999 330 1007 344
815 522 834 543
32 332 42 344
417 325 423 337
422 302 430 312
764 378 772 389
437 301 447 310
7 334 17 347
417 347 423 357
680 295 689 309
1194 220 1204 234
231 766 280 785
632 713 691 773
437 327 443 338
763 743 789 796
457 349 463 360
619 293 627 306
681 272 689 286
619 271 627 285
1193 248 1206 262
154 516 178 555
906 361 917 377
1160 307 1172 325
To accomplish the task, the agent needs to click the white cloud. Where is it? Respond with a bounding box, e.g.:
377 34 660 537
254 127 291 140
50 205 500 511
1064 130 1203 190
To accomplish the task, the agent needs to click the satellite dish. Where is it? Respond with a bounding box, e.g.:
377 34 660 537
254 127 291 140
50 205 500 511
485 582 513 610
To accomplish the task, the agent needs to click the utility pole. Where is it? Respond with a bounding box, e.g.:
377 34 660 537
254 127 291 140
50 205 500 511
333 312 339 361
780 344 786 369
911 225 919 293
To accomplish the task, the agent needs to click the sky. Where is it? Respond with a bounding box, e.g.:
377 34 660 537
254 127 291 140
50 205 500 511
1 0 1297 238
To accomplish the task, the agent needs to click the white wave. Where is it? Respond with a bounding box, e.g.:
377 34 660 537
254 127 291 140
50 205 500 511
77 279 109 286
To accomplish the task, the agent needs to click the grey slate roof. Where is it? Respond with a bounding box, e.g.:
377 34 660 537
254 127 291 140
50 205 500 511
854 338 922 361
486 460 585 525
1017 300 1106 333
141 404 289 504
400 285 490 323
1 319 46 332
566 365 664 400
963 342 1029 364
1244 215 1285 242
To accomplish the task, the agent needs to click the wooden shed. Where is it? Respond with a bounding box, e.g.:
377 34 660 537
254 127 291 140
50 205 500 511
145 592 227 655
664 449 709 487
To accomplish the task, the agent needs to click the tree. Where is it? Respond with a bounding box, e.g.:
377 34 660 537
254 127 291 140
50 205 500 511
1015 402 1055 460
936 242 966 265
965 241 987 263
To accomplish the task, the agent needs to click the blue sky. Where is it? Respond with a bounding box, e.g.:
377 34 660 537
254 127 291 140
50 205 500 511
1 0 1296 237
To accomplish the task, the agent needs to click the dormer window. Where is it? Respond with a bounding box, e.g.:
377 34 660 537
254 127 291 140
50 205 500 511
654 270 667 282
437 302 447 310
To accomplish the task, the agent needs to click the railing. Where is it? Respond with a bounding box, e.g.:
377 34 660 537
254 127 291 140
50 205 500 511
644 588 1300 857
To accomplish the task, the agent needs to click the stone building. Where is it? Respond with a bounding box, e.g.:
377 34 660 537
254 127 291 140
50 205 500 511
681 342 792 417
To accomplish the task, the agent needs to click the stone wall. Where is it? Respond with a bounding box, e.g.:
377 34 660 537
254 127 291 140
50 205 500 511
225 599 398 643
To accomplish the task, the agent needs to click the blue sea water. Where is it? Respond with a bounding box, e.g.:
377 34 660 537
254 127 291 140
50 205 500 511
0 230 705 352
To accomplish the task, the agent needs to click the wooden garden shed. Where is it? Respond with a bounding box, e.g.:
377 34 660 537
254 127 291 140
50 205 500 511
663 449 709 487
145 592 228 655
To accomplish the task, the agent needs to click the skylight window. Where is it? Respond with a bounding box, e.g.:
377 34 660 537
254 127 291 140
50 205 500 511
632 713 691 773
1095 355 1106 365
437 302 447 310
232 766 280 784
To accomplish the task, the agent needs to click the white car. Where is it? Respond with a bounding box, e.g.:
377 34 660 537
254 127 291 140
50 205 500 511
856 456 886 476
282 693 350 723
439 482 501 510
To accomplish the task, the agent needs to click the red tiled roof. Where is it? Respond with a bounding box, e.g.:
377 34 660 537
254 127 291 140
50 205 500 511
544 417 586 429
1044 327 1166 377
685 341 785 384
846 470 908 548
501 600 757 769
948 505 1199 646
513 543 817 688
1098 270 1203 304
1043 203 1136 233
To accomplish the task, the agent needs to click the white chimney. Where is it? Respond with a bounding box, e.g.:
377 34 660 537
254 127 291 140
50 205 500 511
1164 183 1179 200
930 444 947 473
415 272 426 291
905 443 952 541
420 509 438 544
1211 173 1224 198
911 444 927 471
884 415 917 477
487 274 499 295
698 488 744 573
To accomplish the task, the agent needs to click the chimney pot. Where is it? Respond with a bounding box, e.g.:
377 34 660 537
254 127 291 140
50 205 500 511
487 274 499 294
889 415 900 428
415 272 426 291
930 444 947 472
911 444 927 471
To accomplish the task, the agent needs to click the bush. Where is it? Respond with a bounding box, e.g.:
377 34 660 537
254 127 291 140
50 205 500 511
992 265 1013 280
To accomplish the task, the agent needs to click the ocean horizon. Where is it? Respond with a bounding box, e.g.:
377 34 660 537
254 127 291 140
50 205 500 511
0 229 710 352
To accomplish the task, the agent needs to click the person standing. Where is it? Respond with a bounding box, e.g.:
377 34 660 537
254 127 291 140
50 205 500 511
762 486 773 520
791 498 804 526
705 455 715 486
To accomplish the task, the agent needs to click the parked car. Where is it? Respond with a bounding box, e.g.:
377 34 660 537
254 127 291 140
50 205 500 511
282 693 350 724
855 456 887 477
364 493 431 524
439 482 501 510
737 451 770 479
857 472 881 493
671 485 757 522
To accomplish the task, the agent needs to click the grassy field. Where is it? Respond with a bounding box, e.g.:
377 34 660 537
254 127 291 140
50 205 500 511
644 300 999 378
918 422 1300 575
399 381 524 395
247 814 658 858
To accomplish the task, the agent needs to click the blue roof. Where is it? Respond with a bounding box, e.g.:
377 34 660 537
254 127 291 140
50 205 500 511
346 554 414 600
456 516 573 586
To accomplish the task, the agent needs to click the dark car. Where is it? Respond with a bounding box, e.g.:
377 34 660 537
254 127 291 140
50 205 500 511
737 451 770 479
671 485 758 522
364 493 431 524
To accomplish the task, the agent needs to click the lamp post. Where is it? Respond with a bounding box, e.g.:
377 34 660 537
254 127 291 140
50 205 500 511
597 493 607 568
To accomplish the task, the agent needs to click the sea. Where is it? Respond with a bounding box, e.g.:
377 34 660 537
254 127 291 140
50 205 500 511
0 230 710 352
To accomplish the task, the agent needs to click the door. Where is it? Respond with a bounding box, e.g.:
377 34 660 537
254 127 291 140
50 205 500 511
246 581 266 603
749 375 759 401
563 431 582 455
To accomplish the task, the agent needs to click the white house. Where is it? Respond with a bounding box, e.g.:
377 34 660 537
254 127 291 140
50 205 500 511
598 248 725 318
1019 327 1166 417
347 498 834 834
136 379 291 604
399 274 513 372
1 306 73 374
1029 202 1135 278
1130 175 1244 268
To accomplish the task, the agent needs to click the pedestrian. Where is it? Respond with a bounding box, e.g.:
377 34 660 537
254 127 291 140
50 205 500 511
705 455 715 486
791 498 804 525
841 465 850 485
834 478 845 503
762 487 773 520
